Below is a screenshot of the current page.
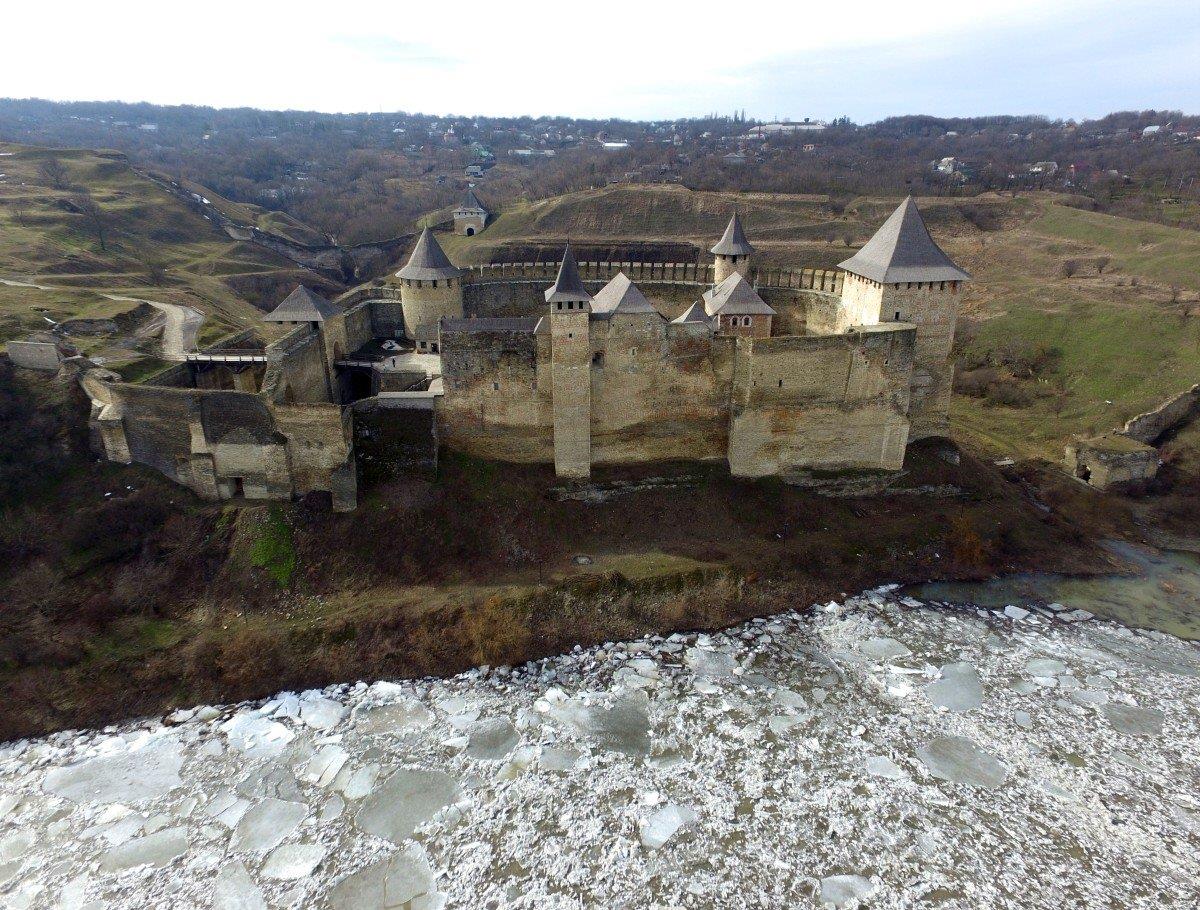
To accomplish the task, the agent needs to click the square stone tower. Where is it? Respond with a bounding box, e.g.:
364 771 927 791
453 187 490 236
545 247 593 479
838 197 970 440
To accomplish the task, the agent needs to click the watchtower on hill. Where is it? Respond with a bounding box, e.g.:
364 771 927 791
838 197 970 439
453 188 490 236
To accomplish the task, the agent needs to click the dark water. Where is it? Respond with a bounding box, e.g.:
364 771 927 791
910 541 1200 640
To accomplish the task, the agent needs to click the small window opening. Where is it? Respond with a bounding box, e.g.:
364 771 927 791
492 382 499 391
894 311 901 320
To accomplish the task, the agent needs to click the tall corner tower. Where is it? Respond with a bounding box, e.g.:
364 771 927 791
396 228 465 340
545 246 593 479
837 197 971 440
711 212 754 285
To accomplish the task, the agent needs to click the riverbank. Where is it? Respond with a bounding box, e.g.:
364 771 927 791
3 584 1197 909
0 360 1182 741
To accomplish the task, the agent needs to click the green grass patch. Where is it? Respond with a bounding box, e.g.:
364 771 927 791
251 504 297 588
1031 203 1200 291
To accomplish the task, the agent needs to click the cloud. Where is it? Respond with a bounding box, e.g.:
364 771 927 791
0 0 1195 118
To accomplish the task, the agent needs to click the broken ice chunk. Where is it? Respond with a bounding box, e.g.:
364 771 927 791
354 769 462 844
1026 657 1069 676
231 799 307 852
925 662 983 713
98 827 189 873
916 735 1008 789
859 637 911 660
42 739 184 804
212 860 267 910
549 689 651 756
538 745 581 772
303 745 349 787
463 718 519 760
299 695 347 731
328 844 443 910
820 874 876 907
262 843 327 880
352 699 432 734
1103 703 1164 736
864 756 905 780
685 648 736 677
220 714 295 758
638 803 699 849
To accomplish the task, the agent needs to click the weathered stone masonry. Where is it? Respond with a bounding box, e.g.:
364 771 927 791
79 199 967 508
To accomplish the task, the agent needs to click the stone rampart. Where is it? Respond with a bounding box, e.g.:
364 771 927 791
1121 384 1200 444
5 340 63 371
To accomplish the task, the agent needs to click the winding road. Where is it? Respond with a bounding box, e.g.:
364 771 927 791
1 276 205 360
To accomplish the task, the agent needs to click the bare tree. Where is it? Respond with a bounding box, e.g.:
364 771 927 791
37 157 70 190
8 200 32 225
72 194 108 251
144 258 169 286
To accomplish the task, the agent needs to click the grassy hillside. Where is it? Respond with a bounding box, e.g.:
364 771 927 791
434 184 1021 268
429 186 1200 464
0 143 331 373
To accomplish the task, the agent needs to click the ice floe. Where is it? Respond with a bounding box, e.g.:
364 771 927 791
1 587 1199 908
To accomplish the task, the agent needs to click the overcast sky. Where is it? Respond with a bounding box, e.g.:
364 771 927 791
4 1 1198 121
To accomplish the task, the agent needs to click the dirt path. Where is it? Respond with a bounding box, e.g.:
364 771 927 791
108 295 204 358
1 275 205 359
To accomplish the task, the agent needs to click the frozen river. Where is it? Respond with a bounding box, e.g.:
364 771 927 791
1 582 1198 909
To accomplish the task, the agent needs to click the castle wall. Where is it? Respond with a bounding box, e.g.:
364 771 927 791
727 326 915 477
837 272 884 330
438 325 554 462
455 212 486 235
589 316 734 466
81 369 356 510
353 396 439 482
321 301 375 366
262 326 333 405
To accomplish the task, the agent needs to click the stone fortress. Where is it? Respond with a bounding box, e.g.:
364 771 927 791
80 197 969 510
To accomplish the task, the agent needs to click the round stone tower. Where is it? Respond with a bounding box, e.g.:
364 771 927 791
396 228 465 340
711 212 754 284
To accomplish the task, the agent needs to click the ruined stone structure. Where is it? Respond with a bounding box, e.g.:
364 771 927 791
81 199 969 507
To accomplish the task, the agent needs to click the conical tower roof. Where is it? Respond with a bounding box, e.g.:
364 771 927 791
710 212 754 256
544 246 592 304
456 187 488 214
671 301 712 325
264 285 340 322
396 228 465 281
591 273 659 318
838 197 971 284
